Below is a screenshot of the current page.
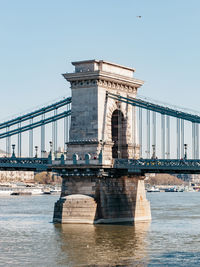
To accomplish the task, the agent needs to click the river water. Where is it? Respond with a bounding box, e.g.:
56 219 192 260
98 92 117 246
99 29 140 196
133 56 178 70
1 192 200 266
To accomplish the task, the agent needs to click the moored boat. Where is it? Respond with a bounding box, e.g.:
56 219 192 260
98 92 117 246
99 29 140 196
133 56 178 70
147 186 160 192
0 183 43 196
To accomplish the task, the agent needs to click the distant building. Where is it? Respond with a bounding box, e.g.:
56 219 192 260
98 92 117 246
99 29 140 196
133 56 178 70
0 171 34 182
0 149 34 182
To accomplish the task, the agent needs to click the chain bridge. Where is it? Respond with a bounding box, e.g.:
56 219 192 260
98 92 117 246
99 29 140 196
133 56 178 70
1 59 200 224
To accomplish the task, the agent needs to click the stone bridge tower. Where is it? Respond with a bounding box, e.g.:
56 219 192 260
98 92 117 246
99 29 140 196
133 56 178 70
63 60 144 164
53 60 151 224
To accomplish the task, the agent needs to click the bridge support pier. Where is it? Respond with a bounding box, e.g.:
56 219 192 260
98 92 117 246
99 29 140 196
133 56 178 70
53 174 151 224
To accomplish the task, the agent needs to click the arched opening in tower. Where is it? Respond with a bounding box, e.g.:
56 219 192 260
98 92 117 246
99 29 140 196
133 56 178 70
111 109 127 159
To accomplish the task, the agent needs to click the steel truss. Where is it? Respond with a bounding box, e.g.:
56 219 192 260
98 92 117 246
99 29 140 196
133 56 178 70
107 92 200 123
0 110 71 139
0 97 71 130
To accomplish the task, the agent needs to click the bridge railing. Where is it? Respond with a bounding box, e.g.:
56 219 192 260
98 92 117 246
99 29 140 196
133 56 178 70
0 156 51 171
114 158 200 174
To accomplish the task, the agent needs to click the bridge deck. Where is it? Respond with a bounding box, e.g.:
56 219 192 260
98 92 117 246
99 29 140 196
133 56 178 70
1 157 200 174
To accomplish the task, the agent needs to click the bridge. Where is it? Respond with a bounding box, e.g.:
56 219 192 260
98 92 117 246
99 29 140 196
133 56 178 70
1 59 200 224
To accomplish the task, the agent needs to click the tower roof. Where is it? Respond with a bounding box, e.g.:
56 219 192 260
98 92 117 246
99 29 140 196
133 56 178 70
71 59 135 78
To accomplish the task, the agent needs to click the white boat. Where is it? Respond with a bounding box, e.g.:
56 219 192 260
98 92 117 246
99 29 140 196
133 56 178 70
147 186 160 192
0 184 43 196
0 186 14 195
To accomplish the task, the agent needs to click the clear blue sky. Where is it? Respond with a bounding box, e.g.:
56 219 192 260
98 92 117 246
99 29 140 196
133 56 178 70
0 0 200 121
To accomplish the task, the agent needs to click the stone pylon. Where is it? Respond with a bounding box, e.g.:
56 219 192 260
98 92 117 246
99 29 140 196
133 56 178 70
63 60 144 165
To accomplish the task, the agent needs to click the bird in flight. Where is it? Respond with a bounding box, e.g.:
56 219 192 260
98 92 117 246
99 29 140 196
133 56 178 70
136 16 142 18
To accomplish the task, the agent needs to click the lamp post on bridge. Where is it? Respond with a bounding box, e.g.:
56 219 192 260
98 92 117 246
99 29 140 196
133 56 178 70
49 141 52 153
12 144 16 158
184 144 188 159
35 146 38 158
49 141 53 158
151 145 156 159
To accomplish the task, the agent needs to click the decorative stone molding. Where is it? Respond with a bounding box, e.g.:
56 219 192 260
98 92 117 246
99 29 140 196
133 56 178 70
70 78 138 95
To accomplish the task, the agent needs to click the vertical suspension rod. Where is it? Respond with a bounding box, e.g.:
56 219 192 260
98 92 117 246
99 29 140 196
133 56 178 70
146 109 150 159
6 126 11 156
177 118 180 159
18 122 22 157
196 123 199 159
52 109 58 158
139 107 142 158
152 111 156 155
132 105 136 157
192 122 195 159
161 114 165 159
29 118 33 157
41 113 45 157
181 119 184 159
166 116 170 159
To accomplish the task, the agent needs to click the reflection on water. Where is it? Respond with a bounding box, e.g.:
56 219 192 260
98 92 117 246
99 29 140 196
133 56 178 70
55 222 150 266
2 193 200 266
